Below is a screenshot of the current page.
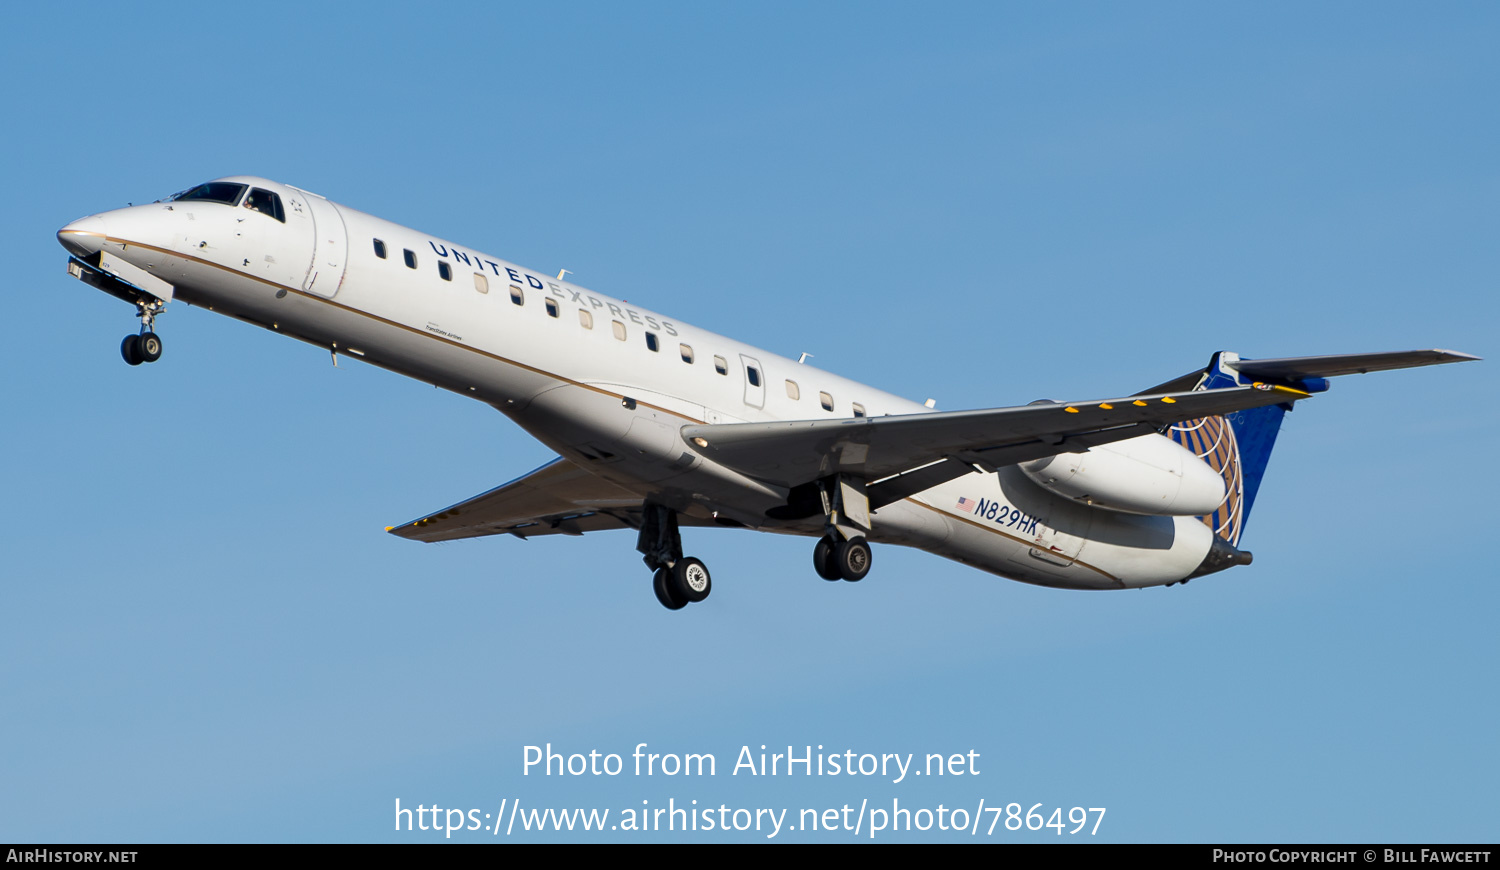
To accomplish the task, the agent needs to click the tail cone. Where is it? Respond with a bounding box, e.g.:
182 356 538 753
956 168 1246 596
1187 535 1254 580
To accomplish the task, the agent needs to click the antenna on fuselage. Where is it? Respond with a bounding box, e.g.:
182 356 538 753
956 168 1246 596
798 352 813 364
557 269 571 281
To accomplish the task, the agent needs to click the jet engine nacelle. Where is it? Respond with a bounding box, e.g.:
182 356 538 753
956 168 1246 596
1019 433 1226 516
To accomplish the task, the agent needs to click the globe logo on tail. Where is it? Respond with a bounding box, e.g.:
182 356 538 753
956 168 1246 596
1167 415 1245 546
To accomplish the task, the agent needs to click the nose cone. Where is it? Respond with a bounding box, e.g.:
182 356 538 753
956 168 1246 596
58 215 107 258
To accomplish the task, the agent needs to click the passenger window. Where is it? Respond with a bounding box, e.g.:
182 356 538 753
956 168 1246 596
438 261 452 281
404 249 417 269
374 239 387 259
714 356 728 375
680 344 694 363
579 310 594 329
820 392 834 412
645 333 659 352
852 403 866 418
747 367 761 387
244 188 285 222
510 285 524 305
545 298 559 318
785 380 800 400
612 321 627 341
474 273 489 294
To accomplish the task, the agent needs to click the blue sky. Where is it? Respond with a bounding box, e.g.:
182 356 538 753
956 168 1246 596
2 1 1495 843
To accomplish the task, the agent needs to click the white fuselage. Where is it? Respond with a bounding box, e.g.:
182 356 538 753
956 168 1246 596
61 176 1220 590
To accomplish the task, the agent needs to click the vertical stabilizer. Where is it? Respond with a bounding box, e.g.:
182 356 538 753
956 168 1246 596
1158 348 1477 546
1164 352 1299 545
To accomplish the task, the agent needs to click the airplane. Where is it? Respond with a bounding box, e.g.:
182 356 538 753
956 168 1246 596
56 176 1479 610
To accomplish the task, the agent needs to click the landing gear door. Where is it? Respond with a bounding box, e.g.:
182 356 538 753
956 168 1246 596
298 190 348 298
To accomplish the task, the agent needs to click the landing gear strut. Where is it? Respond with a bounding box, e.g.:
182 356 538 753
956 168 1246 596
812 475 874 582
638 505 712 610
120 300 165 366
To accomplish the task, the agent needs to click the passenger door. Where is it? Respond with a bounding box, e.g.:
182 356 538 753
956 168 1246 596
297 189 347 298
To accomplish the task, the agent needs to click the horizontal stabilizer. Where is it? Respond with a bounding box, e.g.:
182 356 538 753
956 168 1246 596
1145 348 1478 546
1231 349 1479 381
1141 348 1479 394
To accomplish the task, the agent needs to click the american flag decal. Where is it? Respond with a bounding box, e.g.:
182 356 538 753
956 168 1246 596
956 497 976 513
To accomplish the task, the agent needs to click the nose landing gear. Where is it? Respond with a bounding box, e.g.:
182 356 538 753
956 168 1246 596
120 302 165 366
121 332 163 366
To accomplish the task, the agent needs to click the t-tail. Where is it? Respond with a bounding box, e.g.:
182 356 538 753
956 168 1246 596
1150 349 1479 551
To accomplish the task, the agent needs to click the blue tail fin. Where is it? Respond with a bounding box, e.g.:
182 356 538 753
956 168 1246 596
1158 348 1476 545
1163 352 1317 545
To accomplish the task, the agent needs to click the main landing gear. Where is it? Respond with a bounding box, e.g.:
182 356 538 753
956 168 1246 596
120 300 165 366
638 505 712 611
812 475 874 582
813 534 872 582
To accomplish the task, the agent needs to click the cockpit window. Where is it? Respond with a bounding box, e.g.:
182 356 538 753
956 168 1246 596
171 182 248 206
243 188 285 223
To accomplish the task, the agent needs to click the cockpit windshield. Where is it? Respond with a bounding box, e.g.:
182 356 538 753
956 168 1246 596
169 182 248 206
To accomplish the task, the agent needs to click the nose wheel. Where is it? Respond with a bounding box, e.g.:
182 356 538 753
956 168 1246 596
120 302 165 366
121 332 163 366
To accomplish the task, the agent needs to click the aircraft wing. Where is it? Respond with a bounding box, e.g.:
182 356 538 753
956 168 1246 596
387 457 704 543
682 383 1311 498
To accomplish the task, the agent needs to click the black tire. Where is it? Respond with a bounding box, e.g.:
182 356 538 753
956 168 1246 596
120 334 143 366
653 568 686 611
672 557 712 603
138 331 163 363
813 536 842 581
835 536 872 582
